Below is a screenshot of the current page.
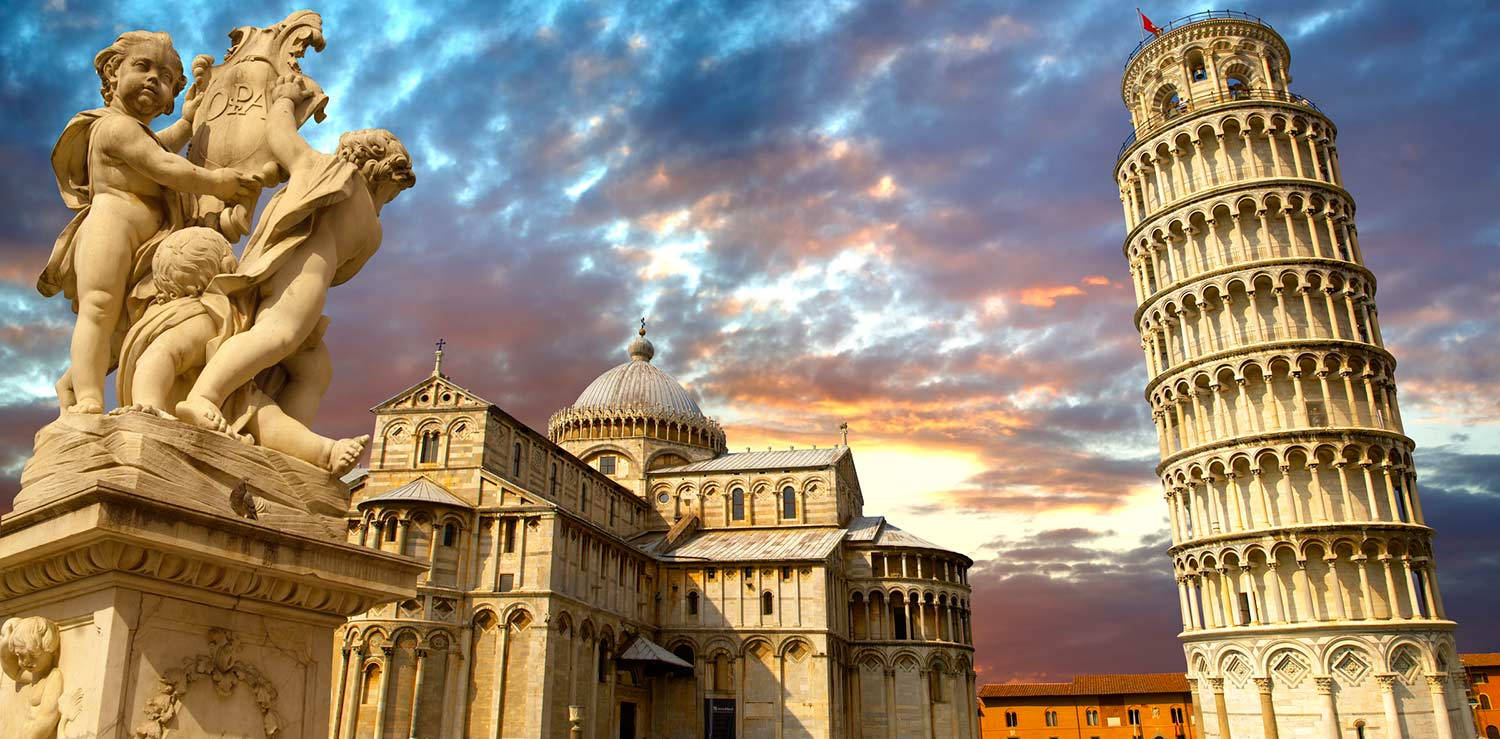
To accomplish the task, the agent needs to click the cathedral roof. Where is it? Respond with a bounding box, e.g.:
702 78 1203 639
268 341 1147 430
634 527 847 562
357 476 472 509
845 516 967 562
652 447 847 474
568 325 705 418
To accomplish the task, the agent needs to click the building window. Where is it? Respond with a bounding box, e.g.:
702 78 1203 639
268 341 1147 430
731 488 745 520
706 567 716 581
442 523 456 547
597 641 609 682
929 669 945 702
893 606 908 639
1045 709 1058 726
761 591 774 615
1477 673 1490 684
781 486 796 519
1170 707 1184 723
598 455 616 475
1129 708 1142 725
503 518 517 553
781 566 792 580
1238 592 1253 625
384 519 397 542
609 497 616 526
361 664 382 704
417 430 439 464
1086 709 1099 726
580 483 588 513
497 573 514 592
1004 711 1018 727
687 591 699 616
512 442 522 476
1483 694 1493 710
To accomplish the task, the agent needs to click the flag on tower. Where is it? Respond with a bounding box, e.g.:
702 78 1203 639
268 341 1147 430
1138 9 1164 36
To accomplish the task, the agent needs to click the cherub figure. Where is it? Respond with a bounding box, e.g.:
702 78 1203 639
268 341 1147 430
176 74 414 436
38 30 259 415
0 617 68 739
115 227 369 475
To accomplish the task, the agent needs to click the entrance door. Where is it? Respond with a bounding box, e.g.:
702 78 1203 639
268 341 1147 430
705 698 735 739
618 701 636 739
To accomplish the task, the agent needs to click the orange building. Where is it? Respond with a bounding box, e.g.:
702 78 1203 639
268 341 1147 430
1465 653 1500 738
978 673 1198 739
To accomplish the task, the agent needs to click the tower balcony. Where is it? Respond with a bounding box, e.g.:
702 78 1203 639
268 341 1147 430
1125 10 1273 66
1118 88 1321 163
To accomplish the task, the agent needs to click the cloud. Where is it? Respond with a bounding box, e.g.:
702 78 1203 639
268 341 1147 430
1 0 1498 680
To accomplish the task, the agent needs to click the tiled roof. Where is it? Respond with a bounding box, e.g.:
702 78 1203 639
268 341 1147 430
357 476 472 509
980 673 1190 698
1463 653 1500 668
635 527 846 562
655 447 846 474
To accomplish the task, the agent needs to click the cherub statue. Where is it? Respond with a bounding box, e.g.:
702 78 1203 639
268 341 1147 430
0 617 79 739
115 227 369 475
176 73 414 436
38 30 260 416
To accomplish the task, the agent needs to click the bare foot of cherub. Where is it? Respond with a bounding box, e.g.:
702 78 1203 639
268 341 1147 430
326 435 369 477
175 396 228 433
66 400 104 415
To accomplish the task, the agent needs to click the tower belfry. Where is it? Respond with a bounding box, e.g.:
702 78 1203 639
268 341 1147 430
1113 11 1464 739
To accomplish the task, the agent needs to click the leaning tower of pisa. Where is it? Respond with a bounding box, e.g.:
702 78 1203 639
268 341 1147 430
1113 12 1467 739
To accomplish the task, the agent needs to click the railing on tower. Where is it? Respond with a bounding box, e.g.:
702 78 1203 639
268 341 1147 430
1124 10 1272 64
1117 88 1320 161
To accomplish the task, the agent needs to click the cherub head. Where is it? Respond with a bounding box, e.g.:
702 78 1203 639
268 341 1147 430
0 616 61 684
152 227 237 301
335 129 416 205
94 30 186 119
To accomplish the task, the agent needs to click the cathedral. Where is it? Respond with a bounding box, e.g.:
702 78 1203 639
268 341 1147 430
330 327 978 738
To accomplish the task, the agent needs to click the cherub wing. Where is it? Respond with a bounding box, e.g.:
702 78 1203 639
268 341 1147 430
60 687 85 722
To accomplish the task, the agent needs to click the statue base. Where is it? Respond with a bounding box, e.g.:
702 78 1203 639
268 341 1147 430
0 414 423 738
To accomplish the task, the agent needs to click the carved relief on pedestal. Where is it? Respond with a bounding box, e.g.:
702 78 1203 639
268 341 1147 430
0 616 82 739
130 628 283 739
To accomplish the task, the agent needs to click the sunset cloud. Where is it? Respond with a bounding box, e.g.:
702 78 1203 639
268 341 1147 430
0 0 1497 679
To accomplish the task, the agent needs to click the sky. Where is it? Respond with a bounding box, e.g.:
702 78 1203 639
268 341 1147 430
1 0 1497 683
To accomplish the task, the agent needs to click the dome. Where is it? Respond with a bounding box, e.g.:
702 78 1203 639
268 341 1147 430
572 351 704 417
548 324 726 452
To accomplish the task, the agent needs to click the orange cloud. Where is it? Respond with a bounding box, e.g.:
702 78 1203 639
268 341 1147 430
1019 285 1084 308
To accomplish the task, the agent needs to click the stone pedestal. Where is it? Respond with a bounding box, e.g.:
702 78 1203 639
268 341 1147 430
0 414 424 739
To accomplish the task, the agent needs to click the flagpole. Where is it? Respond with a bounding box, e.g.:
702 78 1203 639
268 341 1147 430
1137 8 1145 41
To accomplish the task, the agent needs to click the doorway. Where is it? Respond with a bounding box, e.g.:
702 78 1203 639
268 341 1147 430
705 698 735 738
618 701 636 739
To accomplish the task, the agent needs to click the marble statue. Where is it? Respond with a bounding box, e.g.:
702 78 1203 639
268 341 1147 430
40 30 261 416
174 72 414 444
0 617 81 739
30 11 408 477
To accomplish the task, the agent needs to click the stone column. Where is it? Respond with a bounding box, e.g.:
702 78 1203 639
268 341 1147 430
1377 674 1405 739
884 668 898 739
1265 561 1286 623
1427 674 1456 739
338 646 364 739
1315 676 1339 739
374 646 394 737
1187 678 1207 739
408 647 429 739
1255 677 1280 739
1210 677 1231 738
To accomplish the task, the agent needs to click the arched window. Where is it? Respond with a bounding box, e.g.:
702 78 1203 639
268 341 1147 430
731 489 745 521
1045 709 1058 726
781 486 796 519
361 663 382 704
512 442 522 476
417 429 439 464
929 668 945 702
1154 84 1182 119
442 522 456 547
1128 707 1142 725
673 644 694 666
687 591 699 616
384 518 398 542
1004 711 1017 727
597 640 610 683
1086 708 1100 726
761 591 774 615
1482 694 1493 710
1486 725 1499 739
